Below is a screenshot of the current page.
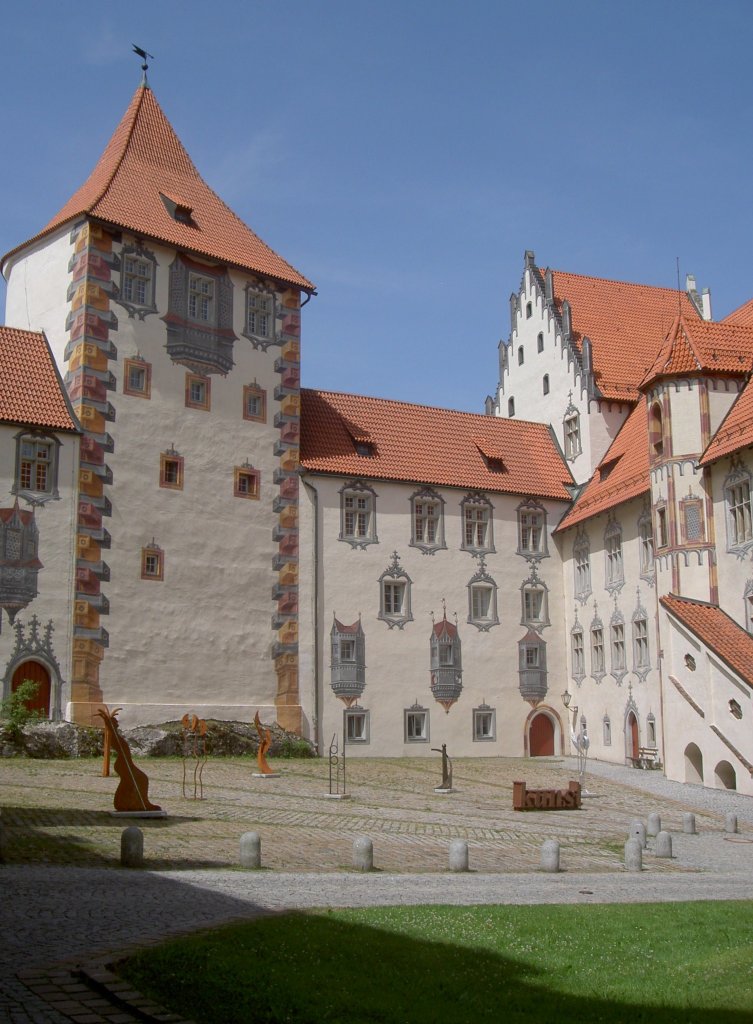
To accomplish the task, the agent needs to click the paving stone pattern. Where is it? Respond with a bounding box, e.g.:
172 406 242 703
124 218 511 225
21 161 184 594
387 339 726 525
2 754 753 1022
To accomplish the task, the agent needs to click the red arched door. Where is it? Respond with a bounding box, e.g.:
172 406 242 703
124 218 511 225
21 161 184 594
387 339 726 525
530 713 555 756
11 661 50 717
627 712 639 760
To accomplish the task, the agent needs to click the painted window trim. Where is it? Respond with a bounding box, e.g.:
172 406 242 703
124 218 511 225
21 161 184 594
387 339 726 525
679 495 705 545
590 614 606 682
141 541 164 581
339 480 378 549
603 517 624 595
12 430 62 505
516 498 548 561
473 705 496 742
638 507 655 584
724 463 753 556
404 705 430 743
409 486 446 555
243 382 267 423
116 243 158 320
520 572 550 632
159 448 184 491
234 464 260 500
243 282 278 350
344 706 370 744
185 372 211 411
460 492 495 556
571 624 585 684
123 356 152 399
573 528 592 604
563 406 581 461
610 609 627 684
603 715 612 746
378 552 413 629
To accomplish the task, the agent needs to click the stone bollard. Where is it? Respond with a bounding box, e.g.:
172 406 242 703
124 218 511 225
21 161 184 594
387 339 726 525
353 837 373 872
655 831 673 858
624 837 643 872
240 831 262 869
629 820 647 849
120 826 144 868
683 813 697 835
540 840 560 873
449 839 469 872
725 814 738 835
647 812 662 837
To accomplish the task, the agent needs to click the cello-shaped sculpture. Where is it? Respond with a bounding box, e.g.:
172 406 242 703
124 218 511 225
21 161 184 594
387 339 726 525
97 705 162 813
254 711 275 775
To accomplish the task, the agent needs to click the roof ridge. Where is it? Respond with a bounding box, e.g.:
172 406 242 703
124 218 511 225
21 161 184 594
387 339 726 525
303 387 549 426
549 267 696 298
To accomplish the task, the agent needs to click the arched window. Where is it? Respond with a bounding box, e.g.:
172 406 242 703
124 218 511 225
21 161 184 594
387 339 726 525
508 397 515 417
542 375 549 395
649 402 664 455
537 332 544 353
517 346 524 365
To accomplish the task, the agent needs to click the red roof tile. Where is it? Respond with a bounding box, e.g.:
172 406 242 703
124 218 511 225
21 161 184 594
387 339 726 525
724 297 753 328
0 327 79 432
660 594 753 690
1 86 314 293
641 315 753 388
547 269 701 401
301 389 574 500
699 376 753 466
556 402 649 531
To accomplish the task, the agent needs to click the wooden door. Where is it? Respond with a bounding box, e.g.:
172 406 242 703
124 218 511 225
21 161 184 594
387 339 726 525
11 661 50 717
628 712 639 760
529 713 554 756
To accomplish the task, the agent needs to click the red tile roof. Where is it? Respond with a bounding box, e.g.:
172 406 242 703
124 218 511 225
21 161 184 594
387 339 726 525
660 594 753 691
699 376 753 467
724 297 753 328
301 389 574 500
556 402 649 532
1 86 314 293
547 269 701 401
641 315 753 388
0 327 79 432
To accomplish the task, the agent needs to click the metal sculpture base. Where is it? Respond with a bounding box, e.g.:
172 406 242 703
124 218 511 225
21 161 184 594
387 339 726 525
434 787 455 794
252 772 280 779
110 810 168 818
324 792 351 800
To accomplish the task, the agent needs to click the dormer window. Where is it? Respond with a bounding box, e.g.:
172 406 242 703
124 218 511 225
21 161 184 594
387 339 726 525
160 193 194 224
600 457 620 482
355 441 374 457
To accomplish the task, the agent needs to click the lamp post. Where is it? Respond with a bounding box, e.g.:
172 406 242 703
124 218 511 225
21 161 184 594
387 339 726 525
562 691 589 794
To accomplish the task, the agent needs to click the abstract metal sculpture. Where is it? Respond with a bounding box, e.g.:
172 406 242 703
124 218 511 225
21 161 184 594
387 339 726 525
432 742 453 791
181 712 208 799
97 705 162 813
254 711 274 775
328 731 347 797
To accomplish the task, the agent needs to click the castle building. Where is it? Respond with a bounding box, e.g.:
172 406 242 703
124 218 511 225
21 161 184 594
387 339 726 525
4 79 753 794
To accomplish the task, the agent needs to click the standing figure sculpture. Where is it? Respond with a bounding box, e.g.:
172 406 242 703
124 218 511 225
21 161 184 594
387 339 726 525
181 713 208 799
254 711 275 775
97 705 162 813
431 743 453 791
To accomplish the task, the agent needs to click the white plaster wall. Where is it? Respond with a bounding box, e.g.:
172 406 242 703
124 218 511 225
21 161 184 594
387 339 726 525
667 383 703 455
494 267 628 484
661 612 753 795
557 494 663 768
0 424 79 718
3 230 73 352
302 472 569 757
707 379 742 438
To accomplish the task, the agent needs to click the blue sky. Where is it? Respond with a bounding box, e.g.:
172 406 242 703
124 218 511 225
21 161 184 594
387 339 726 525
2 0 752 412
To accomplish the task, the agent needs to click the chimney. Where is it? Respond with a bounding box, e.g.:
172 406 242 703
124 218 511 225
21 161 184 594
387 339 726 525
701 288 712 321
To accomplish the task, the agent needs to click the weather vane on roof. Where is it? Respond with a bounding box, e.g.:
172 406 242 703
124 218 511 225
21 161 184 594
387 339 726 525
132 44 155 85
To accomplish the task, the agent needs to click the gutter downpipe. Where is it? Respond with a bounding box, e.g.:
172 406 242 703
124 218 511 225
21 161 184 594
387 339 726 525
302 476 322 754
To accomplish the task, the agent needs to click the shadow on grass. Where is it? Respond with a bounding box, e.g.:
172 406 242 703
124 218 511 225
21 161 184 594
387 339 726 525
120 909 751 1024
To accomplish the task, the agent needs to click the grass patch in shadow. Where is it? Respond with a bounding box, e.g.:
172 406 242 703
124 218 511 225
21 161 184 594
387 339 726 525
119 900 753 1023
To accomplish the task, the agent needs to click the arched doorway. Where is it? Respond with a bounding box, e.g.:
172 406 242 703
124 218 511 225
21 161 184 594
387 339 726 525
626 711 639 762
714 760 736 790
529 712 555 756
11 660 50 718
684 742 704 784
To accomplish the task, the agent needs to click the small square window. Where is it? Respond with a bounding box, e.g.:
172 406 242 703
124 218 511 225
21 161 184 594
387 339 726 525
405 708 429 742
160 451 184 490
141 543 164 581
235 466 260 499
123 358 151 399
340 639 356 662
186 373 210 411
473 707 496 742
344 708 369 744
243 384 267 423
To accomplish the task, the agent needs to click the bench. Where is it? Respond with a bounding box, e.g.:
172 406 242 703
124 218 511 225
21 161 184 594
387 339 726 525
633 747 662 770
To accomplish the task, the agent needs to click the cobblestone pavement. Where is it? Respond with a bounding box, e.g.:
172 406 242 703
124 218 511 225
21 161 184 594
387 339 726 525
2 755 753 1022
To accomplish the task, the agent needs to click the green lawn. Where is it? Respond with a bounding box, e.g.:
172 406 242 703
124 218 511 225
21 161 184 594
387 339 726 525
120 901 753 1023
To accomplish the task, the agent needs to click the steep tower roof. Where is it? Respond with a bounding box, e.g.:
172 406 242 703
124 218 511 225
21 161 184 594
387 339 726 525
640 315 753 389
1 85 314 293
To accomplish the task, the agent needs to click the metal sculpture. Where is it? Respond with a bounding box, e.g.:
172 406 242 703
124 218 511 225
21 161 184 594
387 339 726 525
97 705 162 813
254 711 274 775
513 780 581 811
432 742 453 791
181 712 208 799
328 732 347 796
